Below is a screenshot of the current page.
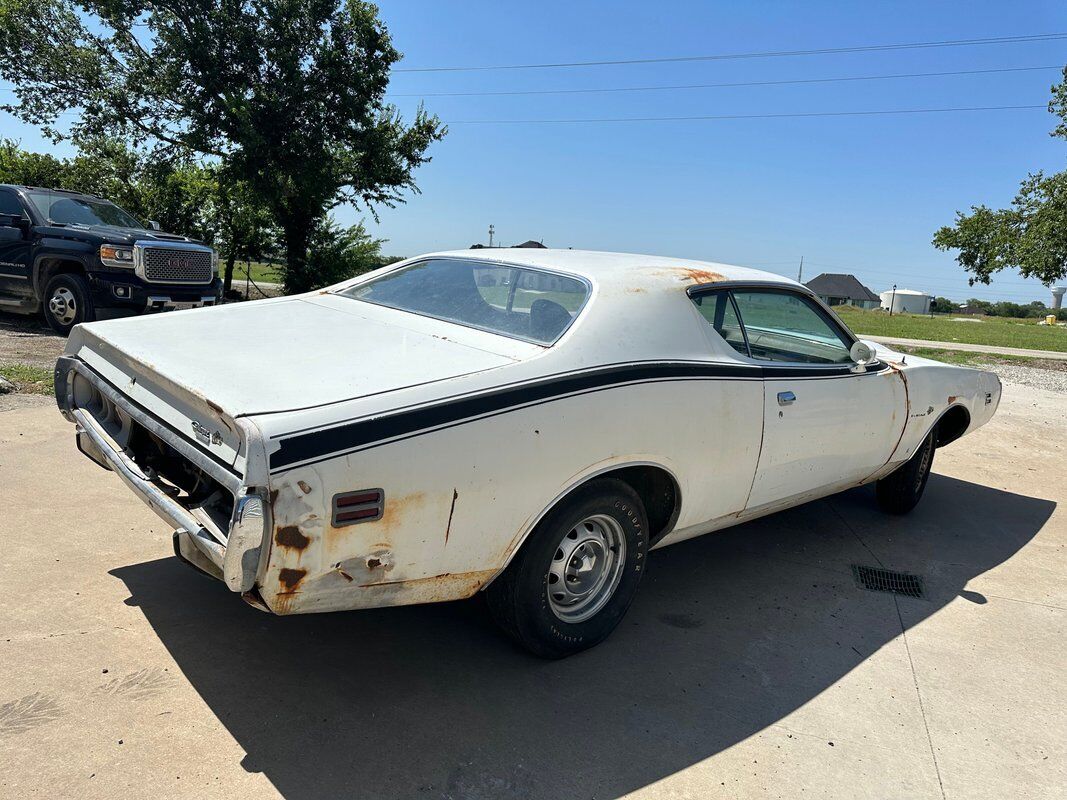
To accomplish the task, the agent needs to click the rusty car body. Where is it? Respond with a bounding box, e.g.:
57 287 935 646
55 249 1001 655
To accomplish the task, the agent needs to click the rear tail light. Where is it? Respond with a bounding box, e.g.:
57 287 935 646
332 489 384 526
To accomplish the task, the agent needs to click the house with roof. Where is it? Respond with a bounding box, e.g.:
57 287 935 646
805 273 881 310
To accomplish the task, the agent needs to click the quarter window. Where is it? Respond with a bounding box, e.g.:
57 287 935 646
692 291 747 356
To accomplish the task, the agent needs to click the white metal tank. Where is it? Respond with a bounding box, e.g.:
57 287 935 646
880 288 931 315
1053 287 1066 310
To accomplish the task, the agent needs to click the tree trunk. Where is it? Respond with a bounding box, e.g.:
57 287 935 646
283 219 313 295
223 251 237 295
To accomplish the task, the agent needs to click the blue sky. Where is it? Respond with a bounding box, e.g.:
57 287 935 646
3 1 1067 302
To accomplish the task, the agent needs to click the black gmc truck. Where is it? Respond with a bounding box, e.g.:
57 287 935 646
0 184 221 334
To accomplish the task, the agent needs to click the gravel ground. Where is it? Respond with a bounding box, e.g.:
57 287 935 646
979 362 1067 394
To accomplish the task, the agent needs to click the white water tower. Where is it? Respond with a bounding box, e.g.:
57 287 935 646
1053 287 1066 310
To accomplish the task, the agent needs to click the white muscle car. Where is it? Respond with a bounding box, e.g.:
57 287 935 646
55 250 1001 657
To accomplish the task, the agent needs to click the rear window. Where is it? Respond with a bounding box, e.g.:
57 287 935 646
339 258 590 345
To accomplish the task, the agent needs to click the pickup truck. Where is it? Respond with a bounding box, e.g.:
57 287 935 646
0 184 220 334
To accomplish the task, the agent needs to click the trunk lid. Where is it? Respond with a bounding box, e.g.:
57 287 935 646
66 295 534 467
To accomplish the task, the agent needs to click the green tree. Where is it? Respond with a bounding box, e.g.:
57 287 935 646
292 216 387 289
930 296 955 313
0 0 444 294
933 68 1067 286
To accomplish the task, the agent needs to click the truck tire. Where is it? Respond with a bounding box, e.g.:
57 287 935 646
485 477 648 658
43 273 95 335
876 429 935 515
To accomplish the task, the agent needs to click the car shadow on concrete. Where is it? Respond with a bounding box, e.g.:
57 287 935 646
111 475 1054 800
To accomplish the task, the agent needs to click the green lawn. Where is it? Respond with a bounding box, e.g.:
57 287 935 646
834 306 1067 353
0 363 54 394
225 260 282 285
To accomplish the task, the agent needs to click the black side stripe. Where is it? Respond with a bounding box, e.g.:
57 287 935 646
269 360 886 472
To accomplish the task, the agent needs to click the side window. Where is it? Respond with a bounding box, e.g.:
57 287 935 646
692 291 748 356
0 190 27 218
731 290 852 364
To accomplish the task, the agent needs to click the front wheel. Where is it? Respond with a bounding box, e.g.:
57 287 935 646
876 429 935 514
485 478 649 658
43 273 95 335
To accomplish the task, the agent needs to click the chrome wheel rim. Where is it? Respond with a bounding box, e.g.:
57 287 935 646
48 287 77 326
547 513 626 623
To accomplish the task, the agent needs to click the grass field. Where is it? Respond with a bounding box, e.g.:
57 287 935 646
834 306 1067 353
0 363 54 394
225 260 282 285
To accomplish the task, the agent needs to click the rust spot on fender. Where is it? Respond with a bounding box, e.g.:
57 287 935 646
269 489 279 505
278 568 307 592
337 569 354 582
206 399 224 415
367 557 383 569
297 480 313 494
275 525 310 550
948 395 959 404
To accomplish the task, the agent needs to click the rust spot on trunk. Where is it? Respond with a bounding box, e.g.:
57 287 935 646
444 489 459 545
278 567 307 592
275 525 310 550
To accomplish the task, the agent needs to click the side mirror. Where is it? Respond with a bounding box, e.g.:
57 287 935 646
147 219 161 231
849 340 877 372
0 214 29 236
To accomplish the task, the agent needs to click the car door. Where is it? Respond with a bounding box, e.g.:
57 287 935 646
0 189 33 299
727 288 907 511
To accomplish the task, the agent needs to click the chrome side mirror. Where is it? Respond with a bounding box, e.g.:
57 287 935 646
147 219 161 231
849 340 877 373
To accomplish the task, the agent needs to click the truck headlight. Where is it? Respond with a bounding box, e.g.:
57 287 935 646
211 250 219 275
100 244 135 268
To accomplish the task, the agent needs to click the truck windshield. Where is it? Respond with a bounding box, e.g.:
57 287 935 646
339 258 590 345
25 191 143 229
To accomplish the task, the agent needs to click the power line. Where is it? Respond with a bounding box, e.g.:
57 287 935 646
394 32 1067 73
390 65 1063 98
446 104 1046 125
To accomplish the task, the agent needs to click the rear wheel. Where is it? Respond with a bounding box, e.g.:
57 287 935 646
876 429 935 514
43 273 95 335
486 478 648 658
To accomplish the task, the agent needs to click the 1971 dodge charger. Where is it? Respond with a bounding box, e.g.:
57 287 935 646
54 250 1001 657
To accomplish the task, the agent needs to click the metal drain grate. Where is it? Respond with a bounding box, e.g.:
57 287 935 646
851 565 924 598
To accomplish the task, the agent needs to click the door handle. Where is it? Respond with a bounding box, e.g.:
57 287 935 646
777 391 796 406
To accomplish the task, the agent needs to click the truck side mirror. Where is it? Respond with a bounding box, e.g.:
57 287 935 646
0 214 29 236
147 219 161 231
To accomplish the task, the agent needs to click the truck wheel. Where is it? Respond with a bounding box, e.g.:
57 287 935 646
43 273 95 335
485 477 648 658
876 429 935 515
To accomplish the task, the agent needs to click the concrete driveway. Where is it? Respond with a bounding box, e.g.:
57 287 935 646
1 384 1064 799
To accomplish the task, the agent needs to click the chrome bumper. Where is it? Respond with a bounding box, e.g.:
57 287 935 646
57 356 269 593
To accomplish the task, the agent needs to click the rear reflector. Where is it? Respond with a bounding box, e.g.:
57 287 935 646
332 489 384 527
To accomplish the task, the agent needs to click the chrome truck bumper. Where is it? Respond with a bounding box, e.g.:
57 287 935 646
54 356 271 595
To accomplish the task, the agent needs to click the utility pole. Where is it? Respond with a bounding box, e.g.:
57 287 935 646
797 256 804 283
889 283 897 317
488 224 495 248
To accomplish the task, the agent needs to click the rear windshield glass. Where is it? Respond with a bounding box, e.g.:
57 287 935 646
339 258 589 345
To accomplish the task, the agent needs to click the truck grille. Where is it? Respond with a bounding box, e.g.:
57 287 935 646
142 247 213 284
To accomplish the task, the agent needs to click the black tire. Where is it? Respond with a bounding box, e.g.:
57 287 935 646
42 273 95 335
485 477 649 658
876 429 935 515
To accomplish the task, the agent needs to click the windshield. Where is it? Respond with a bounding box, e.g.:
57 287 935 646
339 258 590 345
25 191 143 229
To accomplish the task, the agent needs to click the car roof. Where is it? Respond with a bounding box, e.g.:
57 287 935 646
417 248 804 291
0 184 103 199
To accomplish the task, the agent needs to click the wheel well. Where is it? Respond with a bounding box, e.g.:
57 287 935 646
599 464 681 546
935 405 970 448
36 258 85 297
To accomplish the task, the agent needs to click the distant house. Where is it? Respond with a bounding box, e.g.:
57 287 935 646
805 273 881 310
